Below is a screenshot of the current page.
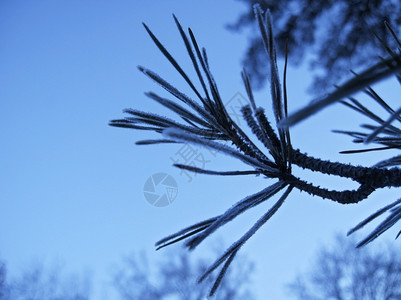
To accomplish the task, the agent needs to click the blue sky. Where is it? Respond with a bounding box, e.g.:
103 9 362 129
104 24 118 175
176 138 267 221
1 1 400 299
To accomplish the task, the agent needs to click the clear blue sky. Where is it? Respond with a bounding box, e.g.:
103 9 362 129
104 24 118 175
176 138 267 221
1 1 400 299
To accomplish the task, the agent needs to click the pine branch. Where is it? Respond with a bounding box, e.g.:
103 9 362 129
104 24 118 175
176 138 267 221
110 4 401 295
347 198 401 237
354 203 401 247
279 54 401 127
200 185 293 297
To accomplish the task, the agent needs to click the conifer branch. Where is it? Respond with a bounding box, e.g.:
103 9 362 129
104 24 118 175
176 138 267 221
110 4 401 295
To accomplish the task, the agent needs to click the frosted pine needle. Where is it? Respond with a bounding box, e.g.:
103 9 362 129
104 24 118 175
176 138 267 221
111 4 401 296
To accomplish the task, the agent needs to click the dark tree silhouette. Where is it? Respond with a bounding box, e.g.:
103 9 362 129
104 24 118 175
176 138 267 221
228 0 401 93
113 248 254 299
288 235 401 300
110 3 401 296
0 260 90 300
0 262 8 300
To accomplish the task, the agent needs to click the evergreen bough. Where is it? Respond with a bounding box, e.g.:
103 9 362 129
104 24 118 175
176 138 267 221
110 4 401 296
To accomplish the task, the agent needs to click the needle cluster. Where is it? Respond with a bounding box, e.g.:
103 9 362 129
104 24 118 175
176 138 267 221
110 4 401 296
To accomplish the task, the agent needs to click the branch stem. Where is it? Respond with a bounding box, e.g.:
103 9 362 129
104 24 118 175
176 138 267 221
291 149 401 188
